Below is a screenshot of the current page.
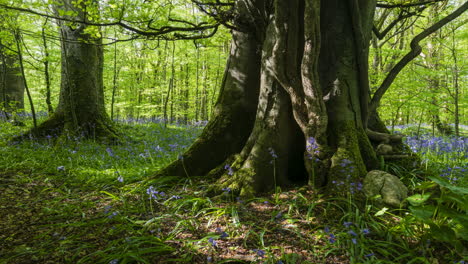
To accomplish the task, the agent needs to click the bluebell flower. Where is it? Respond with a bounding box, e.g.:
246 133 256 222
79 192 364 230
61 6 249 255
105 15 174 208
104 205 112 214
340 159 353 167
109 259 118 264
108 211 118 219
348 230 357 237
268 147 278 159
224 164 234 176
343 221 353 228
106 147 114 157
253 249 265 258
168 144 178 151
146 186 160 199
328 234 336 243
220 232 229 238
324 226 330 233
222 187 231 193
275 212 283 219
307 137 319 153
365 253 375 258
117 176 124 183
208 237 217 247
57 166 65 171
351 238 357 244
362 228 370 235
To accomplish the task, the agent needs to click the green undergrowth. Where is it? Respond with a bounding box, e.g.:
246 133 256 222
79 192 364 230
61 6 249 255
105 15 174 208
0 119 466 263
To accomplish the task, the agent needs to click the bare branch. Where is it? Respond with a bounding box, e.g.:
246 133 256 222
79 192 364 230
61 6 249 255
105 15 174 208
376 0 445 8
373 10 421 39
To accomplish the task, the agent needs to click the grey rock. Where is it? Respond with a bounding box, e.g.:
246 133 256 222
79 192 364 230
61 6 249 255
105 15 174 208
364 170 408 207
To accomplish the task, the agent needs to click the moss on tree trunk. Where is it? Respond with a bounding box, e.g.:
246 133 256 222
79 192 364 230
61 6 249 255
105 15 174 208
1 49 25 115
156 0 417 199
13 0 119 143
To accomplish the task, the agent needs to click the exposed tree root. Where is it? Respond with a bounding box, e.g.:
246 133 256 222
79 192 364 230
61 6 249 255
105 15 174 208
10 113 120 144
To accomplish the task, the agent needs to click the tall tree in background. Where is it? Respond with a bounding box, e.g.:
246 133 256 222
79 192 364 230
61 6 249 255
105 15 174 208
0 13 25 119
0 45 24 117
157 0 468 196
15 0 119 141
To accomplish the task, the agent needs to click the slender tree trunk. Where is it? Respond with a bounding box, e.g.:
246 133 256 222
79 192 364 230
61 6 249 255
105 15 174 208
110 36 119 121
41 18 54 115
195 46 200 121
14 31 36 128
201 60 208 121
183 64 190 124
450 27 460 137
163 42 176 126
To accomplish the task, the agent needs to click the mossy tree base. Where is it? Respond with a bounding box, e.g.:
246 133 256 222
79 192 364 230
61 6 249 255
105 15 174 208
11 111 120 144
156 0 417 199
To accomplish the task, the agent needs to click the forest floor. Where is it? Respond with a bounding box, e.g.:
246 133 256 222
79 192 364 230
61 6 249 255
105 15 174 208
0 119 466 264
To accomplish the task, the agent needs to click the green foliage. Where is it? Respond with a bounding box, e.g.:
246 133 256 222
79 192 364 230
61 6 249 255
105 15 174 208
407 175 468 254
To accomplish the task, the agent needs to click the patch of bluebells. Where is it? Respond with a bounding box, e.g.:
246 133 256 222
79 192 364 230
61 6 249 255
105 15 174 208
440 165 467 184
331 159 363 194
325 222 372 254
324 226 336 243
341 221 372 247
306 137 321 162
106 147 115 157
405 134 467 158
168 143 179 152
146 186 166 200
146 186 182 201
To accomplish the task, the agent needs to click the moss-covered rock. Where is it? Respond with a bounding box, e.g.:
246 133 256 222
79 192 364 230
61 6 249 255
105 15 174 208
364 170 408 207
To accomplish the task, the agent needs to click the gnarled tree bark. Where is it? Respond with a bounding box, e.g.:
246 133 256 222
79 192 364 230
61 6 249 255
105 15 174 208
155 0 466 197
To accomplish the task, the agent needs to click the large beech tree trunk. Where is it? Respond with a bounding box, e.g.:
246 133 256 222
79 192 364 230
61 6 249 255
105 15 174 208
157 0 409 197
15 0 118 142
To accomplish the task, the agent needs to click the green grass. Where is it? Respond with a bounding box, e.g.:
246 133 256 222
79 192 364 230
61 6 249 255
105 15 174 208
0 118 466 263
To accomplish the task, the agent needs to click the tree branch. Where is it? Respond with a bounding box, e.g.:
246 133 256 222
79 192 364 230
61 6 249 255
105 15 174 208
373 10 421 39
376 0 445 8
369 1 468 114
0 3 221 40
